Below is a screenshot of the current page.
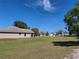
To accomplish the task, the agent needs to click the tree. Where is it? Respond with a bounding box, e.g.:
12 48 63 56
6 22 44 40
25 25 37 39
31 28 39 36
64 2 79 35
28 27 30 29
46 32 49 36
14 20 28 29
40 32 45 36
71 21 79 36
56 30 64 36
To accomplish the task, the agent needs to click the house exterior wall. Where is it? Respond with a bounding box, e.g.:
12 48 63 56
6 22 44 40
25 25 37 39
0 33 32 39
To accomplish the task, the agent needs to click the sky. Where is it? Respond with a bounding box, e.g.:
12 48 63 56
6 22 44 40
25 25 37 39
0 0 78 32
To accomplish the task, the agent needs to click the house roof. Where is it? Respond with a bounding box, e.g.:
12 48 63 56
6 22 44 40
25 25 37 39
0 26 34 33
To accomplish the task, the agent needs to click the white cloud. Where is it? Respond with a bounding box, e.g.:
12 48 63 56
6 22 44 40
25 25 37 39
24 0 55 12
43 0 55 12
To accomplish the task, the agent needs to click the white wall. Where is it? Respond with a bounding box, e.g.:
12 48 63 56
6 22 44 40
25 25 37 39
49 34 55 37
0 33 32 39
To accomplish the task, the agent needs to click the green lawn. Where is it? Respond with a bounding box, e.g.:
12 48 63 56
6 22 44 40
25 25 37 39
0 37 79 59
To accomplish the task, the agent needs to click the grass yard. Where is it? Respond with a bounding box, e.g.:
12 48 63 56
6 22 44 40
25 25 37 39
0 37 79 59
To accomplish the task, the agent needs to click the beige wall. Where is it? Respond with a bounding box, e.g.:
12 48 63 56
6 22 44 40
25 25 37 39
0 33 32 39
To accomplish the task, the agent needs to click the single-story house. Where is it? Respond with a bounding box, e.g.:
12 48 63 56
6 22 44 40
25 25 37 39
0 26 34 39
49 33 55 37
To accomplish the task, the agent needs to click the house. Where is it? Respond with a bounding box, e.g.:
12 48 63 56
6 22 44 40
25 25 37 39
49 33 56 37
64 31 69 37
0 26 34 39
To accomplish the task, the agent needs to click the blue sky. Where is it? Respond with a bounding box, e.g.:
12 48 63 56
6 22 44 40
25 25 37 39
0 0 78 32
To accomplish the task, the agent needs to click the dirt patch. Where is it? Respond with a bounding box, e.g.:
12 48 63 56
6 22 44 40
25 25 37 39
64 49 79 59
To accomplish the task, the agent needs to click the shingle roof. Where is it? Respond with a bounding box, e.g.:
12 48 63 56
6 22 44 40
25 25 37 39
0 26 34 33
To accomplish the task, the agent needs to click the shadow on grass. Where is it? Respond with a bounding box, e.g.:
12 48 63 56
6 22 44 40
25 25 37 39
52 41 79 47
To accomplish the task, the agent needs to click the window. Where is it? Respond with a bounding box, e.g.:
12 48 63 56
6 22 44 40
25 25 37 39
24 33 26 36
19 33 21 35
